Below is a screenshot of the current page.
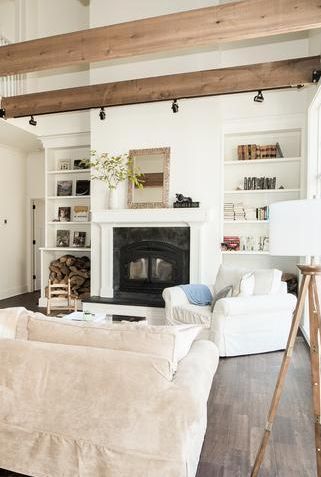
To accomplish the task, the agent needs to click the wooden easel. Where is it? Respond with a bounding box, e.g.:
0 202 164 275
251 264 321 477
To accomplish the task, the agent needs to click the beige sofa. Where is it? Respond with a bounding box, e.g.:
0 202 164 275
0 308 219 477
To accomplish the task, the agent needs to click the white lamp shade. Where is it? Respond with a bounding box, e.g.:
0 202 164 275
269 199 321 257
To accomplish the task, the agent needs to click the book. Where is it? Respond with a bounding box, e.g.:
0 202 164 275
58 207 71 222
73 205 89 222
57 180 72 196
56 230 70 247
73 231 86 248
76 180 90 196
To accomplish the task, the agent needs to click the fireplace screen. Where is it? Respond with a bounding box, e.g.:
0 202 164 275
129 258 173 282
152 258 173 282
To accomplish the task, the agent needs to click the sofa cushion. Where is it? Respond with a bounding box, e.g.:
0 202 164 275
253 269 282 295
26 315 201 372
0 307 31 339
211 285 233 312
214 265 248 297
239 272 255 297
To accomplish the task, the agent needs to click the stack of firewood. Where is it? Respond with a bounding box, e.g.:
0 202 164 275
48 255 90 298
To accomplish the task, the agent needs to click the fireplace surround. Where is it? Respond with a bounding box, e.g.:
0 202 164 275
91 208 212 305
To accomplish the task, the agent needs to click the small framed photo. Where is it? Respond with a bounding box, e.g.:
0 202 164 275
57 180 73 196
58 159 71 171
56 230 70 248
58 207 71 222
74 159 90 170
73 231 86 248
76 180 90 196
73 205 89 222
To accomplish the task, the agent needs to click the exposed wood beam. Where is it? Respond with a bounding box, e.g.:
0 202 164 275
1 56 320 119
1 0 321 76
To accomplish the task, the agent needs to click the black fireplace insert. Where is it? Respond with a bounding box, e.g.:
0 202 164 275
113 227 190 297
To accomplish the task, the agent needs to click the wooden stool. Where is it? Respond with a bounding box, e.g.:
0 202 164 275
47 279 78 315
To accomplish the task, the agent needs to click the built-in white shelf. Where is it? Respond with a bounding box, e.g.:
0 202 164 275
47 221 91 225
222 251 270 255
47 195 91 200
224 220 268 224
224 189 300 195
224 157 301 165
47 169 90 175
40 247 91 252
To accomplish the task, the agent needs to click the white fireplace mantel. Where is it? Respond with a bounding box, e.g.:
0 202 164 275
92 208 214 298
92 208 212 225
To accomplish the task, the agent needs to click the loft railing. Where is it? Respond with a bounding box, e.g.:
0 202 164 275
0 34 24 97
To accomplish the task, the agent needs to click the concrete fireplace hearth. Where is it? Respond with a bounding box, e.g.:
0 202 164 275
83 208 212 323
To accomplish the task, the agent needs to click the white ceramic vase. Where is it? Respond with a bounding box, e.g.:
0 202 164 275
106 188 117 209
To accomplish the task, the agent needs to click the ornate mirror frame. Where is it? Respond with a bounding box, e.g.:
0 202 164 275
127 147 170 209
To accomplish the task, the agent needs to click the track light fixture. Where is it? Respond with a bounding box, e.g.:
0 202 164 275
171 99 179 113
253 90 264 103
29 115 37 126
99 107 106 120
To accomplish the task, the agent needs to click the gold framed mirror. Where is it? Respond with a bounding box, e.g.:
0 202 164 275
127 147 170 208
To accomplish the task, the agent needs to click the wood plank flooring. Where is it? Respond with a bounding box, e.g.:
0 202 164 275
0 292 315 477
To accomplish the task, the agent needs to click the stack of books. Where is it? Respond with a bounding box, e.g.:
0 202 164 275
234 202 245 220
244 207 257 220
256 206 269 221
224 202 235 220
237 142 283 161
222 236 240 251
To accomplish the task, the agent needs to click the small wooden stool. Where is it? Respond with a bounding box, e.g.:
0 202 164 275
47 279 78 315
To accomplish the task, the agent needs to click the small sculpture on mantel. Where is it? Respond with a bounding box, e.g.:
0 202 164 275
173 193 200 208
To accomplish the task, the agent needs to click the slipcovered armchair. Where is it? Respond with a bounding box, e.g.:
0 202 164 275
162 267 297 357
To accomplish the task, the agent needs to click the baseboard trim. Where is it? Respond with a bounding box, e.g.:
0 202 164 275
0 285 29 301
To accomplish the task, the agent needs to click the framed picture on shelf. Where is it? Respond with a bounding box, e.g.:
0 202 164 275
56 230 70 247
58 159 71 170
76 180 90 196
73 231 86 248
73 159 90 170
58 207 71 222
73 205 89 222
57 180 73 196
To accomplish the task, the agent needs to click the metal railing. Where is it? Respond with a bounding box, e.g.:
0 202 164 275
0 34 24 97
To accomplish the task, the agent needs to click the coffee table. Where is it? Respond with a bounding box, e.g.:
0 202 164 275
65 311 146 323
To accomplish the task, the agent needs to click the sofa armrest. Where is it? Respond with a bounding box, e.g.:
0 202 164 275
162 286 190 308
214 293 297 317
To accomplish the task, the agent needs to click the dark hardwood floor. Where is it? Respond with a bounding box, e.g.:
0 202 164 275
0 292 315 477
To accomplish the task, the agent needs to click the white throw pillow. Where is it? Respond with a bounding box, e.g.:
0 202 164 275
253 269 282 295
238 272 255 297
214 265 248 297
0 307 30 339
25 316 202 373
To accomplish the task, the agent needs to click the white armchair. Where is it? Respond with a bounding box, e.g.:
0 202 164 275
162 268 297 357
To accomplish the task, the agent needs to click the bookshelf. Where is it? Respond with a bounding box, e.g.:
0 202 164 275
222 121 304 273
39 133 91 308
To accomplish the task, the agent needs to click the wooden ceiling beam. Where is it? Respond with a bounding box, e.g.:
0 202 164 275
0 0 321 76
1 56 320 119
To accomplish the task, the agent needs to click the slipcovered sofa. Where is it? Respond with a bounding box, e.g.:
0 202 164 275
163 266 297 357
0 308 219 477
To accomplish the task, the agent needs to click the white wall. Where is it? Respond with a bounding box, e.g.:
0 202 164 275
0 0 16 41
0 144 28 298
89 0 314 286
